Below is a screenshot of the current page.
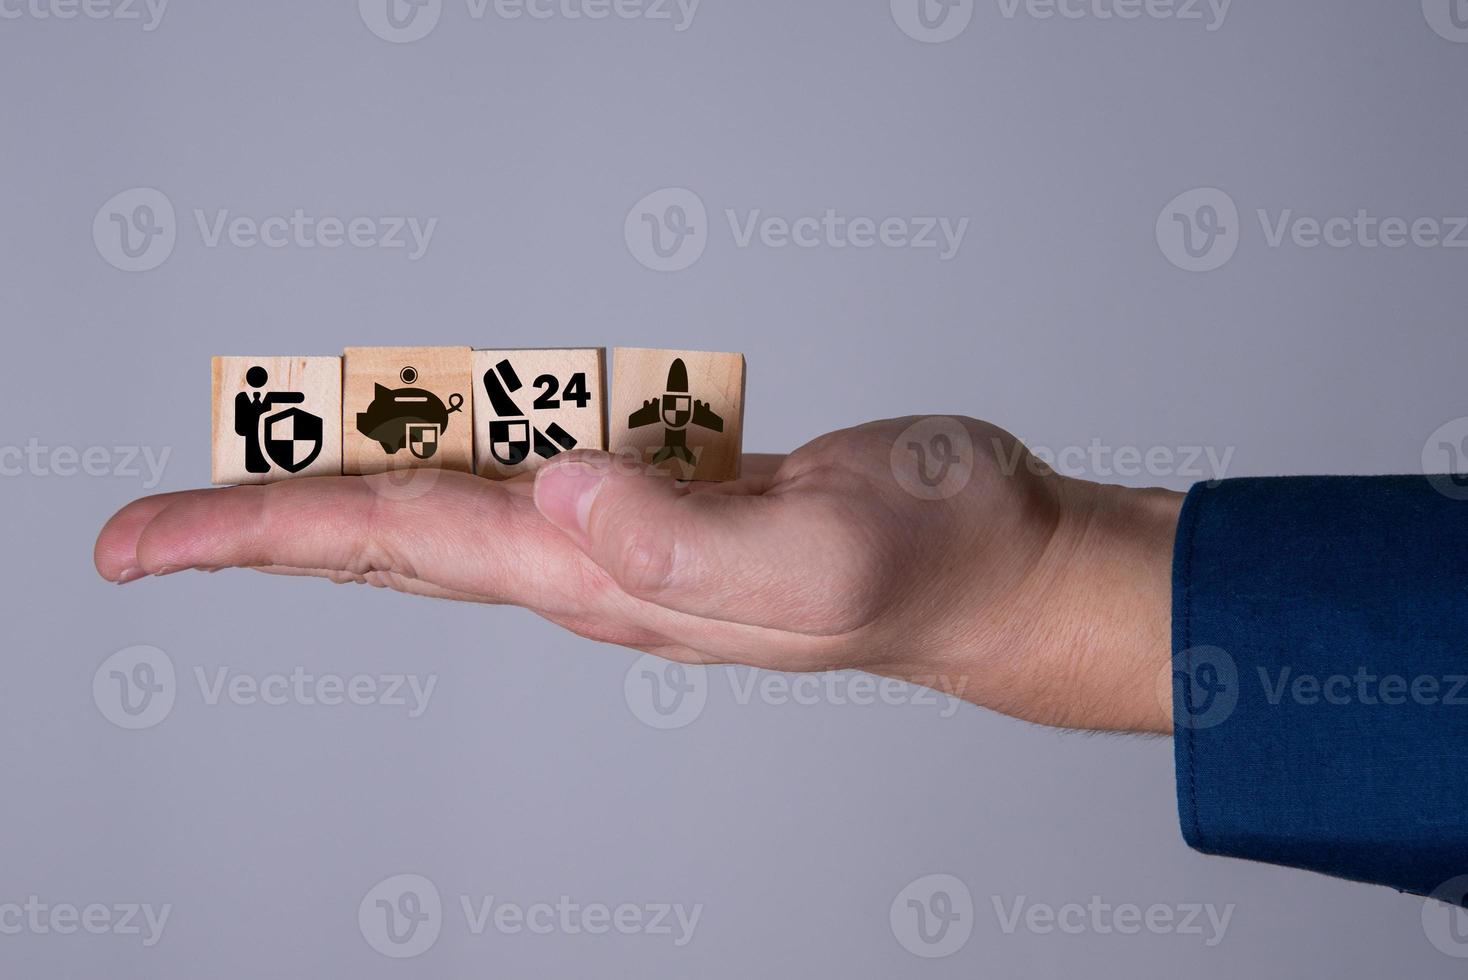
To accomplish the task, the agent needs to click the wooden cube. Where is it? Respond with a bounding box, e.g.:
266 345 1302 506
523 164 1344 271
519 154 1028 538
472 348 607 479
343 347 474 475
211 356 343 485
608 348 746 482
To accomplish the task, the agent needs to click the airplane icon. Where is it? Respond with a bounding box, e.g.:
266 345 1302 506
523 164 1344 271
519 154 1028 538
627 357 723 469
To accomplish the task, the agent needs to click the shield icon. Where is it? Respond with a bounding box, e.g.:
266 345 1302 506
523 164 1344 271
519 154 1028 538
407 423 441 460
662 394 691 428
263 407 324 473
490 419 531 466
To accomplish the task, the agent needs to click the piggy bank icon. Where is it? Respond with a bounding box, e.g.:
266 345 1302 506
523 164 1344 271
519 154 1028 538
355 366 465 460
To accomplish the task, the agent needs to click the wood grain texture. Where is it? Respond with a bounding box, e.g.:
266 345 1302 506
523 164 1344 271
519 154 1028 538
608 347 745 482
343 346 474 475
211 356 342 485
472 348 607 479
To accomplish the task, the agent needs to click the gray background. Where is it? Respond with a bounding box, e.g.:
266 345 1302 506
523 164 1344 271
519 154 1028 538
4 0 1468 975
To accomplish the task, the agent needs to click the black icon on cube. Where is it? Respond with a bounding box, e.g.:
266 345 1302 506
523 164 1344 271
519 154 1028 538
263 408 325 473
234 365 324 474
356 366 464 461
628 357 723 468
482 358 580 466
490 418 532 466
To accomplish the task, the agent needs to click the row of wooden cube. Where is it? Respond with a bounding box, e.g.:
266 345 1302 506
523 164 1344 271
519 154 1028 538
212 347 746 485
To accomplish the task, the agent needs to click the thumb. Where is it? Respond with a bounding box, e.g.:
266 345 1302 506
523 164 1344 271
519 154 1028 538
532 452 873 635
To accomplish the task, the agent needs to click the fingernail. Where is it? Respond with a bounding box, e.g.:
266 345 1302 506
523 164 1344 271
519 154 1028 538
114 567 145 585
534 461 607 541
154 566 179 577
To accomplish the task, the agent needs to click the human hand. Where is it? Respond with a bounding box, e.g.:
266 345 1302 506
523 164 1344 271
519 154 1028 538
94 418 1181 733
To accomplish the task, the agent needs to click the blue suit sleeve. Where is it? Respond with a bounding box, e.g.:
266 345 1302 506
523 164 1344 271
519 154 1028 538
1172 475 1468 897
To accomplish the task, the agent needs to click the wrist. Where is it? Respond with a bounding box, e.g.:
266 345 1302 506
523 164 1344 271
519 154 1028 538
1010 478 1183 733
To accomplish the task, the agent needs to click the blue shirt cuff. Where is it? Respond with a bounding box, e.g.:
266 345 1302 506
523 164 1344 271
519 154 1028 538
1172 475 1468 897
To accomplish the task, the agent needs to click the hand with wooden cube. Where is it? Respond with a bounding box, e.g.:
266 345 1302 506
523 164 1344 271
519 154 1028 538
111 401 1185 736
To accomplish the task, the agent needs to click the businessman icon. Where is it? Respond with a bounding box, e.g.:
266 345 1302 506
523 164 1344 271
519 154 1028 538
234 365 323 475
